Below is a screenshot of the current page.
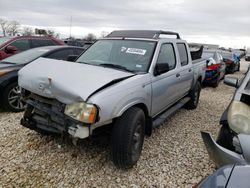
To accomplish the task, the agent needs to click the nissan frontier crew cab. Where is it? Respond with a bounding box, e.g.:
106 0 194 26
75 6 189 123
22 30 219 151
19 30 206 168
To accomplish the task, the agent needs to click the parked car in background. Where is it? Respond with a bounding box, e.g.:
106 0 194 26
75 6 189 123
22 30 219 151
202 50 226 87
245 51 250 61
196 165 250 188
0 46 85 112
63 39 94 49
201 68 250 168
19 30 206 168
221 51 240 73
0 36 65 60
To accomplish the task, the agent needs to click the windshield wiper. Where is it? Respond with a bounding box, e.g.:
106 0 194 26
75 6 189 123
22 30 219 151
0 61 15 64
77 61 92 65
99 63 134 73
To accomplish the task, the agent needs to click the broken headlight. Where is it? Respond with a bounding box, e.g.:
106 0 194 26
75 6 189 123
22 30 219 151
228 101 250 134
64 102 97 124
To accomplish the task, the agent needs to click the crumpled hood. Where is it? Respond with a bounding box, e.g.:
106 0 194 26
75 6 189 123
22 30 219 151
18 58 134 104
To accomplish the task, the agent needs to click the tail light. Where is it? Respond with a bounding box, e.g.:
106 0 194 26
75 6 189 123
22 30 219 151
206 64 220 71
226 60 233 64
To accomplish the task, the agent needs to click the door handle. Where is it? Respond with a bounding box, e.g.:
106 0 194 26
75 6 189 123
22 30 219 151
188 69 192 72
176 73 180 78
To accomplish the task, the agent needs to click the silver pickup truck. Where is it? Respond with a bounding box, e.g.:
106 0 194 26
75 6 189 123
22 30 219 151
19 30 206 168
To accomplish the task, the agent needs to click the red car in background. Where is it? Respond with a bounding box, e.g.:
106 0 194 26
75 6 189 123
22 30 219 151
0 36 65 60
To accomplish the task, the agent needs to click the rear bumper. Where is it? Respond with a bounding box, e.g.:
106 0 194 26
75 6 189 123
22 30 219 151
201 131 247 167
203 70 219 84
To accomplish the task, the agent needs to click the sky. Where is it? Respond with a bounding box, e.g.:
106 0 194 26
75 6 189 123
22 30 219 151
0 0 249 48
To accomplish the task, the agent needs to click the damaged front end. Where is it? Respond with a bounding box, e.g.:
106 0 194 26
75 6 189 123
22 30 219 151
21 92 92 139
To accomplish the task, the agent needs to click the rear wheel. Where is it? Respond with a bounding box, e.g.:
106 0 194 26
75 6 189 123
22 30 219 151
237 63 240 71
212 75 220 88
3 82 25 112
185 81 201 110
111 107 145 169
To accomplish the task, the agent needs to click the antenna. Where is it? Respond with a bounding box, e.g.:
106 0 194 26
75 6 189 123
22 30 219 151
69 15 72 38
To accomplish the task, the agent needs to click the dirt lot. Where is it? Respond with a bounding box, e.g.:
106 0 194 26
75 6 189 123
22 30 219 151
0 60 249 187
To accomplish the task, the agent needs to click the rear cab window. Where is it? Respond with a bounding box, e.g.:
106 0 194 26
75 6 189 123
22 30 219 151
177 43 189 66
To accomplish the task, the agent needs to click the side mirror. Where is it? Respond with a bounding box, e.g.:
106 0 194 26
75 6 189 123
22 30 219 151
154 63 170 76
224 76 239 88
67 55 78 62
5 46 18 54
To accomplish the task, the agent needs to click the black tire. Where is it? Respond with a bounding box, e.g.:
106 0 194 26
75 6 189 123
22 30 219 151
185 81 201 110
212 75 220 88
237 63 240 71
111 107 145 169
3 82 25 112
216 125 234 151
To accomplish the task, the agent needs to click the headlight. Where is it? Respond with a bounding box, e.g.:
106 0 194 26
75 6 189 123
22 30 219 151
0 69 14 76
64 102 97 124
228 101 250 134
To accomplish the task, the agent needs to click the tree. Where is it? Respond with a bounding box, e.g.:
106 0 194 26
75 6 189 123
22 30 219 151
84 33 97 41
0 18 8 36
22 27 34 36
47 29 60 38
100 31 109 38
6 20 20 36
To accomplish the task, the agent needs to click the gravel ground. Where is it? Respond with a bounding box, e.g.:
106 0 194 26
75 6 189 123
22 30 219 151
0 60 249 187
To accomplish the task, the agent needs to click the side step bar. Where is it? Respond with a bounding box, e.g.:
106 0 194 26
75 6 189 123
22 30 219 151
152 97 190 128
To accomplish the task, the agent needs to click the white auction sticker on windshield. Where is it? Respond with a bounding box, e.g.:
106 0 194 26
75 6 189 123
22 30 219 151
126 48 146 55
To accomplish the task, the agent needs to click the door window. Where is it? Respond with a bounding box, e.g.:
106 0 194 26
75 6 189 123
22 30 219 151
156 43 176 71
9 39 30 51
46 49 75 61
31 39 56 48
177 43 188 66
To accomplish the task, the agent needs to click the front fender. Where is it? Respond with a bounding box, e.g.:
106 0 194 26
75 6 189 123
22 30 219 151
112 96 150 117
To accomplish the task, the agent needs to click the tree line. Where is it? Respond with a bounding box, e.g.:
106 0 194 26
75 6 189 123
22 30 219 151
0 18 103 41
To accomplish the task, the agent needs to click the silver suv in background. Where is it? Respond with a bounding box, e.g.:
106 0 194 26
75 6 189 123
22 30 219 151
19 30 206 168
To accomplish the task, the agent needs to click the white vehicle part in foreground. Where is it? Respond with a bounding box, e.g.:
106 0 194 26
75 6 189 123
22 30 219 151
68 125 89 139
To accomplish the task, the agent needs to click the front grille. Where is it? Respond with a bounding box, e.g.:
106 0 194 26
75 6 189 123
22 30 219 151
26 93 68 133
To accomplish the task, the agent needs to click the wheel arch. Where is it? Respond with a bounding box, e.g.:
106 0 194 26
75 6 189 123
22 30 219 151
0 74 18 100
115 102 152 136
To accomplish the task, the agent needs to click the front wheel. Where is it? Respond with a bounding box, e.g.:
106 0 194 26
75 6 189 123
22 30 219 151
3 82 25 112
185 81 201 110
111 107 145 169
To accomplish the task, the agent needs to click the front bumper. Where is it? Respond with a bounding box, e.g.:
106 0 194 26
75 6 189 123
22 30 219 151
21 93 90 139
201 131 247 167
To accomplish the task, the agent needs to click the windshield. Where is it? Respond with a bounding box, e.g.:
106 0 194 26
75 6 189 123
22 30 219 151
76 39 156 73
202 52 214 59
0 37 12 46
221 52 233 59
0 48 49 64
